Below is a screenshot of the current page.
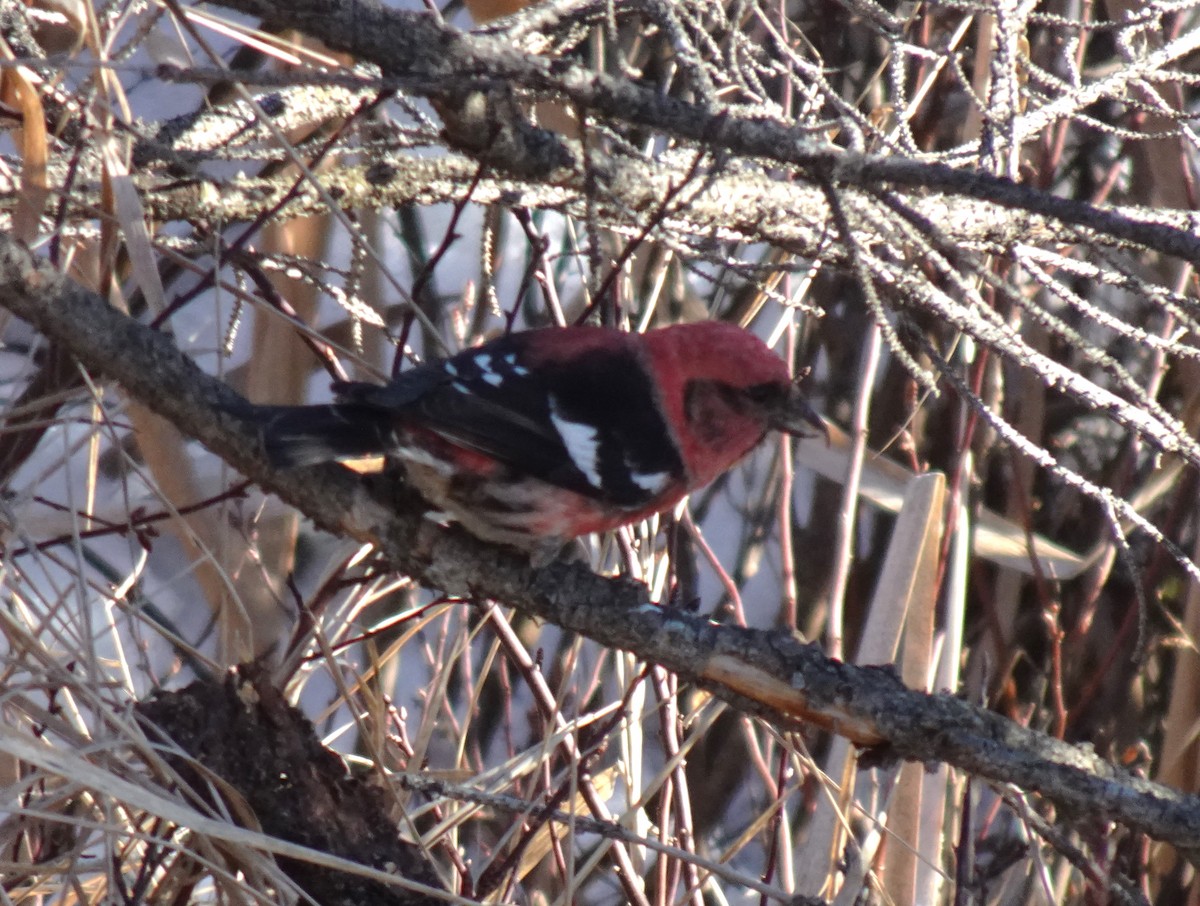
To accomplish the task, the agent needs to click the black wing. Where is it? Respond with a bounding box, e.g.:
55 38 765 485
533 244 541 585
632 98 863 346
339 333 685 507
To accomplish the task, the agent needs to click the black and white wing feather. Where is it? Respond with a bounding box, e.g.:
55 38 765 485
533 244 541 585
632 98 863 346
333 333 686 507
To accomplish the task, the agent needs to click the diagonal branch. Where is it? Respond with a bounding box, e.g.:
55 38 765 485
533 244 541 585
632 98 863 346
1 235 1199 856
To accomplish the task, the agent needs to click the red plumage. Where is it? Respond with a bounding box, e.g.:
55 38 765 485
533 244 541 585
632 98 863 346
258 321 822 563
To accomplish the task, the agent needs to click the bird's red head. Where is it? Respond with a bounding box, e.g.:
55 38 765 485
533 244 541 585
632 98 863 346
640 321 822 487
642 320 789 386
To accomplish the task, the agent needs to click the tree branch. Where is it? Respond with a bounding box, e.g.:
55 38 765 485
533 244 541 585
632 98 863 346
202 0 1200 266
2 235 1199 856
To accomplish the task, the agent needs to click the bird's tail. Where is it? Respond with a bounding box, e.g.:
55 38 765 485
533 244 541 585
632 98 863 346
256 404 394 469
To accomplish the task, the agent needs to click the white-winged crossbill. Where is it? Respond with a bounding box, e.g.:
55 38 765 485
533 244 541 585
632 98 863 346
257 321 822 563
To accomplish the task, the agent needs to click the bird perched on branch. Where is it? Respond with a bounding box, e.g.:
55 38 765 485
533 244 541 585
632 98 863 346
258 321 823 564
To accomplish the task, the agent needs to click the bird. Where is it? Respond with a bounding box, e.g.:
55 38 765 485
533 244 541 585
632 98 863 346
255 321 823 564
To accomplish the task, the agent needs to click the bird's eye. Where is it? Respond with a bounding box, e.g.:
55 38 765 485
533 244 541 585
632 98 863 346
744 383 784 405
